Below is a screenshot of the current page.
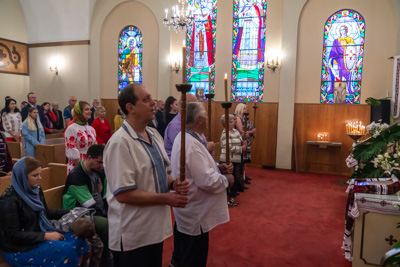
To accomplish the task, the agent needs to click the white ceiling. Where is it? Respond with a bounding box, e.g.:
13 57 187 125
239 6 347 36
18 0 96 43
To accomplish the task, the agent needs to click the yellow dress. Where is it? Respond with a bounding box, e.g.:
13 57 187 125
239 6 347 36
113 115 123 132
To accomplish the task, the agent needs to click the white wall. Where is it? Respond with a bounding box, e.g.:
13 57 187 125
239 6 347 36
0 0 29 105
28 45 90 108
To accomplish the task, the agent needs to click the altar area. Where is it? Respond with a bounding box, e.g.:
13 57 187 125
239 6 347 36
343 123 400 266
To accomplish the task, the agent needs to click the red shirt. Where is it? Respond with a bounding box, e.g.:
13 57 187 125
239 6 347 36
91 117 112 144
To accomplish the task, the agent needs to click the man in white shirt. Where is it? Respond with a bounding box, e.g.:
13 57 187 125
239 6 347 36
170 102 233 267
104 84 188 267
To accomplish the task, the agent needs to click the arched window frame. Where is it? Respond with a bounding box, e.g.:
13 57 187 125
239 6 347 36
320 9 365 104
118 25 143 93
231 0 267 102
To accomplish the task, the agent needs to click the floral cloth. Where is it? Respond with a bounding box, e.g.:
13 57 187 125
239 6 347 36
65 123 96 174
3 232 88 267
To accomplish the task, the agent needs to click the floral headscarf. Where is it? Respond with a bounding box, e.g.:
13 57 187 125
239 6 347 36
73 101 87 126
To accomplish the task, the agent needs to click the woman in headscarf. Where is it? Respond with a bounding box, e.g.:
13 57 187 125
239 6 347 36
64 101 96 174
21 107 45 157
0 157 88 266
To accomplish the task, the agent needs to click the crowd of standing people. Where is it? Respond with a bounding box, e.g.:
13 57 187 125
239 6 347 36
0 84 256 267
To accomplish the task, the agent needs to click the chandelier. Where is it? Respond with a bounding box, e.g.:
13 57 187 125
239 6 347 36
163 0 194 32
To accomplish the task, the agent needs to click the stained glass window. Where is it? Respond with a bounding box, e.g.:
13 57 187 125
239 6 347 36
320 10 365 104
231 0 267 102
186 0 217 99
118 25 143 93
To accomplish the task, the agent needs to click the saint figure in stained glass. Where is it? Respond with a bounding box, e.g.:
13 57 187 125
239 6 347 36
118 25 143 92
231 0 266 102
190 0 214 68
186 0 217 98
320 10 365 104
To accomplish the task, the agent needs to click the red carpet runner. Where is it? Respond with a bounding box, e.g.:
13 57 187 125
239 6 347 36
162 168 352 267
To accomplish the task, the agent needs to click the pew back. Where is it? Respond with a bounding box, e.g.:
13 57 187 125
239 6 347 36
0 176 11 195
6 141 22 159
36 143 66 167
45 133 64 139
39 164 67 191
0 252 11 267
43 185 64 210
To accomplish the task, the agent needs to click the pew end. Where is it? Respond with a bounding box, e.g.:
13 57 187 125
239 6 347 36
43 185 65 210
6 141 22 159
36 142 66 167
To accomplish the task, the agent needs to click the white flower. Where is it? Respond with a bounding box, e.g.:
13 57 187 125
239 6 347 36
378 154 384 160
385 152 391 158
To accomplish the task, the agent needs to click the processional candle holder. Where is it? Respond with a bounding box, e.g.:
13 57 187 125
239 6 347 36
205 93 215 141
176 84 192 182
221 102 232 165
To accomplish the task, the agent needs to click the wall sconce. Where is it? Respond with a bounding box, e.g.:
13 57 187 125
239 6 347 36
168 54 181 73
49 65 58 75
266 50 281 71
49 56 63 75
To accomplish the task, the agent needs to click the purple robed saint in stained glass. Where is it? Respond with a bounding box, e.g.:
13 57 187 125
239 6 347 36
320 10 365 104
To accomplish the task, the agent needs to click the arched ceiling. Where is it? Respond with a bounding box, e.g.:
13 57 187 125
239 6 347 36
18 0 96 43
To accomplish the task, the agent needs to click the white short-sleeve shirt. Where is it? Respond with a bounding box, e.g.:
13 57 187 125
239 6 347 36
104 121 172 251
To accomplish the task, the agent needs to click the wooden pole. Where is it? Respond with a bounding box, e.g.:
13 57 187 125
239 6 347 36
205 93 214 141
176 84 192 182
221 102 232 164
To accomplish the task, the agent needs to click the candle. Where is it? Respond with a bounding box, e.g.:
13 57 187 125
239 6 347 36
224 73 228 102
165 9 168 19
182 41 186 84
208 69 212 93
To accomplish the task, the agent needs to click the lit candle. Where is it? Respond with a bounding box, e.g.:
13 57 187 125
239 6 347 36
224 73 228 102
208 69 212 93
182 40 186 84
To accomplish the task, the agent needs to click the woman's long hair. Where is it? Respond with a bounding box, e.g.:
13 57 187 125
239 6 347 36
1 98 20 114
26 107 44 131
164 96 177 121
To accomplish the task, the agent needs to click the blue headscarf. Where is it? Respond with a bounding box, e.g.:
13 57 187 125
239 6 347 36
11 157 56 232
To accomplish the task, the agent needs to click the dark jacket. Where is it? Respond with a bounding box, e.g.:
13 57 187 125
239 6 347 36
63 164 107 217
21 104 45 126
52 109 64 130
0 186 69 253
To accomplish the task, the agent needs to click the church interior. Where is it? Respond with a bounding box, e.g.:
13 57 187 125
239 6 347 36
1 0 400 266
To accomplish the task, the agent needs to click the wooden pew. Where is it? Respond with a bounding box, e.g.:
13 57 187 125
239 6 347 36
0 176 11 195
45 132 64 139
39 163 67 191
36 138 66 167
5 141 22 159
43 185 65 210
0 252 11 267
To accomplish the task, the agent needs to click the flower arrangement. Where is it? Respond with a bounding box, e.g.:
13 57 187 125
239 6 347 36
348 122 400 179
365 121 389 138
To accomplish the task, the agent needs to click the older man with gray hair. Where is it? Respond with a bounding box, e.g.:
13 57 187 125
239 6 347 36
170 102 233 267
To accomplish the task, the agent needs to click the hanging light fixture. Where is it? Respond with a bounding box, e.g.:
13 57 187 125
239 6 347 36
163 0 194 33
